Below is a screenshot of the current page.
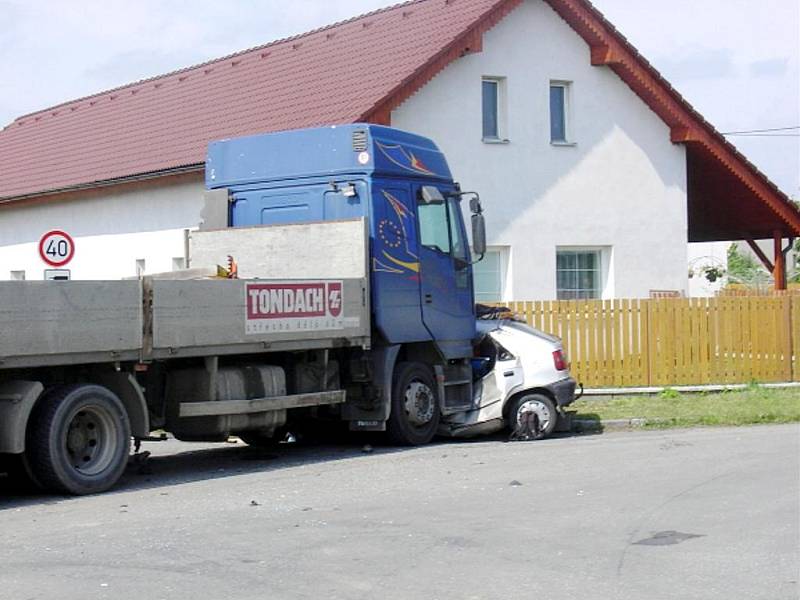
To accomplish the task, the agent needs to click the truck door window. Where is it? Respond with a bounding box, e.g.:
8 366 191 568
417 200 452 255
447 199 469 266
447 197 471 289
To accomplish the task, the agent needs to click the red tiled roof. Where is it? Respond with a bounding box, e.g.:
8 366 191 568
0 0 511 200
1 0 798 241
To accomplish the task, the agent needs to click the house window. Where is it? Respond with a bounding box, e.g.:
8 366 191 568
10 270 25 281
172 257 186 271
556 249 601 299
550 81 571 143
135 259 146 276
473 247 509 302
482 77 506 141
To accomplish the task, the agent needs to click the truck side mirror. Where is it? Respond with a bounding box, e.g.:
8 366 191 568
472 213 487 257
420 185 445 205
469 196 482 214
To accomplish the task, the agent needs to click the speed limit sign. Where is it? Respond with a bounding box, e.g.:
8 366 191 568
39 230 75 267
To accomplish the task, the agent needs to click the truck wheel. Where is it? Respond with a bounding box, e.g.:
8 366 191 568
26 384 131 495
507 393 557 438
387 362 440 446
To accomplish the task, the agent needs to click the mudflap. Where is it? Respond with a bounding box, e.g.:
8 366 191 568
348 419 386 432
342 345 399 432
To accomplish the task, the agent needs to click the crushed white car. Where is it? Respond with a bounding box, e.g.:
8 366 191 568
441 310 579 439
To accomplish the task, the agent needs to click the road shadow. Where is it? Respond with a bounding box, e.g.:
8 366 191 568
0 435 404 509
0 424 603 508
568 412 605 434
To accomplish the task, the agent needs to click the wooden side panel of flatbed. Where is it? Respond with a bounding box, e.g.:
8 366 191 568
0 281 142 368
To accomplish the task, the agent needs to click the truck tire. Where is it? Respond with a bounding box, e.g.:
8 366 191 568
387 362 440 446
26 384 131 495
507 393 557 438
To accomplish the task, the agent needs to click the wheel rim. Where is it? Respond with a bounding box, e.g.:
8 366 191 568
403 380 436 427
63 404 119 476
516 399 553 430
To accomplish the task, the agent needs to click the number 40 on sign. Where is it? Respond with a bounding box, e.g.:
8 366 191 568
39 230 75 268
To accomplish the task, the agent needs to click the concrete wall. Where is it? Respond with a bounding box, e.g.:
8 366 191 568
0 176 204 280
392 0 688 299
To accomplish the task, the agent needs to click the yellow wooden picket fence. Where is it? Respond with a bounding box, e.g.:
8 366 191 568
498 296 800 388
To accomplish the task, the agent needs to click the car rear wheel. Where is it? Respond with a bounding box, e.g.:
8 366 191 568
507 393 557 438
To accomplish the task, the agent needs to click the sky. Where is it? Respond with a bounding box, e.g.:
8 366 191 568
1 0 797 198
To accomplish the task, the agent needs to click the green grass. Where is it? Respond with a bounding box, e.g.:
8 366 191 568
572 386 800 429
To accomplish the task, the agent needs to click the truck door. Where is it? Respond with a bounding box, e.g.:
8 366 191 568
370 183 432 344
415 185 475 358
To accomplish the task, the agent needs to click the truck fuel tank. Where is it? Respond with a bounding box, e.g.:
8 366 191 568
167 365 286 442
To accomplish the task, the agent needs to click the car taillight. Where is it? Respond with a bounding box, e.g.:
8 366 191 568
552 349 567 371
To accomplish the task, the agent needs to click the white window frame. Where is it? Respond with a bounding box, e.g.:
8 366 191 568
10 270 25 281
472 246 511 302
549 80 574 146
481 76 508 143
556 246 612 300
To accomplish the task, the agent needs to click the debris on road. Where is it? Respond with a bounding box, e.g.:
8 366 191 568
634 531 704 546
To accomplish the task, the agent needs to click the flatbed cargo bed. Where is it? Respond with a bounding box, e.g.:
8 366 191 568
0 219 370 369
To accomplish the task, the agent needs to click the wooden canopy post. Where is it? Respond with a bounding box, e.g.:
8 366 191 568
773 230 787 291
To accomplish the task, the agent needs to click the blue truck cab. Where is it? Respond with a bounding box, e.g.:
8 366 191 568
206 124 487 444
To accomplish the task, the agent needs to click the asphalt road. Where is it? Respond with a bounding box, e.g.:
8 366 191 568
1 424 798 600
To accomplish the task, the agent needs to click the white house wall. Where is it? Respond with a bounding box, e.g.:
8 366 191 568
392 0 688 299
0 178 205 280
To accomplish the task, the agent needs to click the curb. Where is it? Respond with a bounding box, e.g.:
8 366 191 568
571 417 654 432
557 413 657 433
580 382 800 400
